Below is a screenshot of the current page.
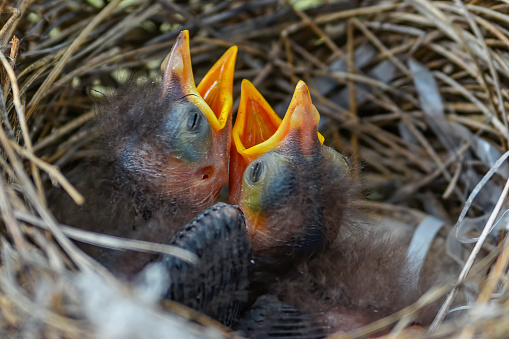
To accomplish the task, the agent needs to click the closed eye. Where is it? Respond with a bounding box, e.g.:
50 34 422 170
187 111 202 132
249 161 264 183
339 153 351 169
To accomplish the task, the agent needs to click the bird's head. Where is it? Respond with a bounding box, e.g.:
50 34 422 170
99 30 236 215
230 80 352 270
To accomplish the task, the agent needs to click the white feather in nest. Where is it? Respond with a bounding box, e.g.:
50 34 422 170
75 265 224 339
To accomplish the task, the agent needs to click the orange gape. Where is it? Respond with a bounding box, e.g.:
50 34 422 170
230 81 325 205
229 80 282 205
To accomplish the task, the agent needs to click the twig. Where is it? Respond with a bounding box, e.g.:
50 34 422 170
26 0 122 119
430 165 509 331
15 211 198 264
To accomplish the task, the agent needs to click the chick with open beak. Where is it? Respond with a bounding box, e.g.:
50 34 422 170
106 30 236 216
232 81 448 337
229 80 351 271
51 31 237 277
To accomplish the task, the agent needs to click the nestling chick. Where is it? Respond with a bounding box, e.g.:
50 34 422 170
50 31 237 277
230 80 351 271
231 81 446 337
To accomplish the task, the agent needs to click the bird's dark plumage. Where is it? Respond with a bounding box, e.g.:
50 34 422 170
153 203 252 326
235 295 329 339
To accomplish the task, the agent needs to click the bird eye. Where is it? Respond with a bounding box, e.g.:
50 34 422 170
339 153 351 169
187 111 202 132
249 161 264 183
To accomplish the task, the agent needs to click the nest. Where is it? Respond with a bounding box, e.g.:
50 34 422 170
0 0 508 337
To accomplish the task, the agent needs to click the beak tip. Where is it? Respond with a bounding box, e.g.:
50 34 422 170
296 80 307 90
229 45 239 55
288 82 320 143
178 30 190 41
172 30 190 60
241 79 255 94
161 30 193 91
295 81 311 104
224 45 238 72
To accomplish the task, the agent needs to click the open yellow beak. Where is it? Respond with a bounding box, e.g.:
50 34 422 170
229 80 324 204
161 30 237 132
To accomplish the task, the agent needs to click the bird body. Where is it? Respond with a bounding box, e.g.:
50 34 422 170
152 203 252 327
230 80 451 337
50 31 237 277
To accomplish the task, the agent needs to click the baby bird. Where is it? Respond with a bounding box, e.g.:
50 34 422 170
230 81 445 337
50 31 237 277
229 80 351 272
